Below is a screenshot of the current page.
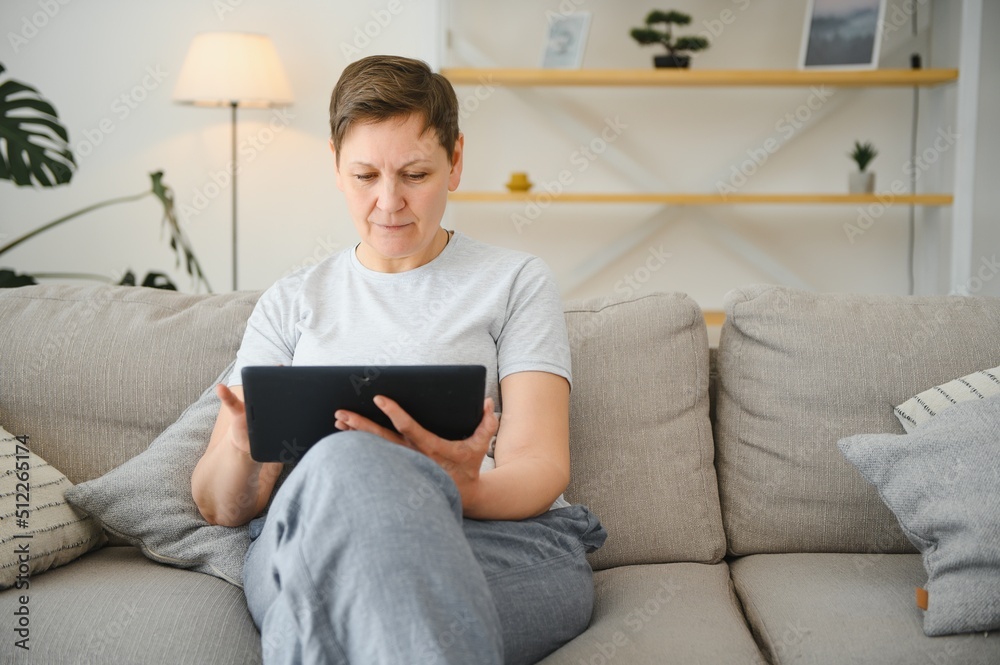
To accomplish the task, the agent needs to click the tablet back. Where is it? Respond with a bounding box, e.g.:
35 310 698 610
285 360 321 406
241 365 487 463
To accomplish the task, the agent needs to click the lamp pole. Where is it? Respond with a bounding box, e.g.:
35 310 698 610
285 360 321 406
230 101 238 291
173 33 293 292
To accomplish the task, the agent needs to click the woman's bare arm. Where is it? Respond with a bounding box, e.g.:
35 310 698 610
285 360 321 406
462 371 570 519
335 370 570 520
191 385 284 526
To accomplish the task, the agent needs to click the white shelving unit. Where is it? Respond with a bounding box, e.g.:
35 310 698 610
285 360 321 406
435 0 984 298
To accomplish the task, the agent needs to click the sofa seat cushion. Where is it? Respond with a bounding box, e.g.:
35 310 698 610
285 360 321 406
0 547 261 664
730 553 1000 665
539 562 762 664
716 285 1000 555
563 293 726 569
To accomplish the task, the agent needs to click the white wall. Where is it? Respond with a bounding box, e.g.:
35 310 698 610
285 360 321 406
971 0 1000 297
0 0 995 305
0 0 438 293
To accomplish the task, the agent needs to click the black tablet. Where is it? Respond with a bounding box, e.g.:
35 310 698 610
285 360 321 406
241 365 487 463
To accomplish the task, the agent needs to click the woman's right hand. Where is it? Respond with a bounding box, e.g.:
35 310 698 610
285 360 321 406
193 382 283 526
215 384 253 457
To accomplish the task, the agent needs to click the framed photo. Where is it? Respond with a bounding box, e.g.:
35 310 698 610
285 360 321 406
799 0 886 69
540 12 591 69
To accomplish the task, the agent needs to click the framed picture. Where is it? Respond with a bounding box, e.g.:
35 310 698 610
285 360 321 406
540 12 591 69
799 0 886 69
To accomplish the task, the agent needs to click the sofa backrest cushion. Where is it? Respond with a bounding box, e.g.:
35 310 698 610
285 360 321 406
716 284 1000 555
563 292 726 569
0 285 727 569
0 285 258 484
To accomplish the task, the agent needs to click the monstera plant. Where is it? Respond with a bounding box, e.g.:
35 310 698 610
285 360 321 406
0 63 75 186
0 63 210 291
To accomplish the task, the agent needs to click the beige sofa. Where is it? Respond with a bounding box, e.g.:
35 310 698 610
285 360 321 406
0 283 998 664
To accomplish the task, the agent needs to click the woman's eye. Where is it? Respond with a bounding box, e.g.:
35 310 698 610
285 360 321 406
355 173 376 182
405 173 427 182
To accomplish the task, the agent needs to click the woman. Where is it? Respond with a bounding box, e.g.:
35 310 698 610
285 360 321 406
191 55 606 665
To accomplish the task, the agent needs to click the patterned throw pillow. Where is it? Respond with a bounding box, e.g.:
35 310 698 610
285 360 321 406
0 425 107 588
893 365 1000 433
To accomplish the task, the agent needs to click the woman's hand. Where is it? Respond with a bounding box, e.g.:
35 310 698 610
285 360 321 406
215 384 253 457
334 396 499 509
193 383 284 527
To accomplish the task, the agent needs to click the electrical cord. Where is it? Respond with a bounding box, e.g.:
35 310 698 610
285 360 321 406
909 54 920 296
908 6 920 295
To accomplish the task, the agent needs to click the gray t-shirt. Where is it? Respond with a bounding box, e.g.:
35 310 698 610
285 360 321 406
228 231 572 505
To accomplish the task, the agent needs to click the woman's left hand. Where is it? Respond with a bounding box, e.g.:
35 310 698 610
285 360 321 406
334 396 498 507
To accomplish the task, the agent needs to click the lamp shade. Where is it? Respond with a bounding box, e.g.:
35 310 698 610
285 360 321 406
173 32 293 107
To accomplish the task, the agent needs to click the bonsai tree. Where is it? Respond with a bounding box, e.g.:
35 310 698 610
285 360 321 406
848 140 878 172
630 10 710 68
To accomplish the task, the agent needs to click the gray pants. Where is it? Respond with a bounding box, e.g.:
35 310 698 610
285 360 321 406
243 431 607 665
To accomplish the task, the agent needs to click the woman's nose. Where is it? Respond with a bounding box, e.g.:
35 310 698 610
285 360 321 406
376 180 404 213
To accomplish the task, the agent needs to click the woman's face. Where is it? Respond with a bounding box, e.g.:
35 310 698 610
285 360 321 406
333 113 463 272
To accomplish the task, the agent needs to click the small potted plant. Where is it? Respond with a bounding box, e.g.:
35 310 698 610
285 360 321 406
848 140 878 194
630 10 710 68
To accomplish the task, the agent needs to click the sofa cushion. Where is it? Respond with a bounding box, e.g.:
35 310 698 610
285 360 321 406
1 285 724 571
716 285 1000 555
730 553 1000 664
839 395 1000 636
64 364 265 587
0 546 261 663
563 293 725 569
0 285 259 485
539 562 762 664
0 425 106 588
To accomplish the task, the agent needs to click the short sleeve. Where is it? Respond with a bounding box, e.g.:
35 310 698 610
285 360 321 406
227 273 305 386
496 257 572 387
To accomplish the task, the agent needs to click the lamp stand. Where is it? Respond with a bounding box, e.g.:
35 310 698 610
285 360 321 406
230 101 238 291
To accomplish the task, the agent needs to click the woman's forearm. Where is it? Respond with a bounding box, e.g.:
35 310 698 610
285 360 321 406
461 456 570 520
191 441 278 527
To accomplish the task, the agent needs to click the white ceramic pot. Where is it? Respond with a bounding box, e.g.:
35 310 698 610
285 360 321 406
849 171 875 194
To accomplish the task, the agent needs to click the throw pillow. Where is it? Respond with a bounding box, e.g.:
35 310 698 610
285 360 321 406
0 425 106 589
838 394 1000 636
894 364 1000 433
64 363 278 587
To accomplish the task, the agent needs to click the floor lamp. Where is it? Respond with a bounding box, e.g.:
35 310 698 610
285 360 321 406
173 32 293 291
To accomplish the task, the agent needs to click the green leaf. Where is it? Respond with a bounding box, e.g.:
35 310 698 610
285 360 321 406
849 140 878 171
148 171 212 292
630 27 667 46
0 63 75 187
0 268 38 288
647 10 691 26
674 36 710 52
141 272 177 290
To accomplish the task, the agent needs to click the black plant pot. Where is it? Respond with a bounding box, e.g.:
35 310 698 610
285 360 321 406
654 54 690 68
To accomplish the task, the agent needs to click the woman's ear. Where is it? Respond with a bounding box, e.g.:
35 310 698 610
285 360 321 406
448 133 464 192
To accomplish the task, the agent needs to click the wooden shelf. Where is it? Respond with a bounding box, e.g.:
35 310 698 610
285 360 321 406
704 311 726 327
441 68 958 88
448 192 954 205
